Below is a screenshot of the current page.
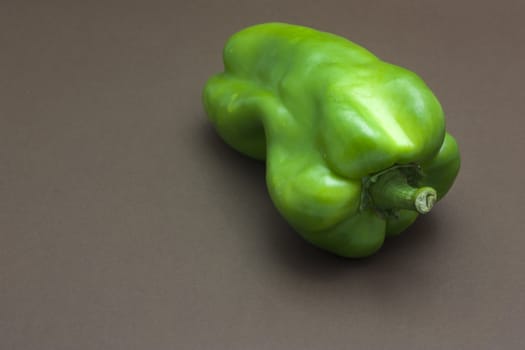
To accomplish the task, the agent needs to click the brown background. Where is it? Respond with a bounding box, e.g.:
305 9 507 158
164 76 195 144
1 0 524 349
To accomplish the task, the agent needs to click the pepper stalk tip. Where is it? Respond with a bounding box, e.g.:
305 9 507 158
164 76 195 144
414 187 437 214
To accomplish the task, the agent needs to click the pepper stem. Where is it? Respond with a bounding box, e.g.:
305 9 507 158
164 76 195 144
368 169 437 214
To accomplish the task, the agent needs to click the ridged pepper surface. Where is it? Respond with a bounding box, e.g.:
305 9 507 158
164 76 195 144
203 23 460 257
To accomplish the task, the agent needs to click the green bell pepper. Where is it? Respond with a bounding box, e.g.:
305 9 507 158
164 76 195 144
203 23 460 258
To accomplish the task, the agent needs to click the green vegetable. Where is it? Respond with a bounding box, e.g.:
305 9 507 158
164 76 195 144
203 23 460 258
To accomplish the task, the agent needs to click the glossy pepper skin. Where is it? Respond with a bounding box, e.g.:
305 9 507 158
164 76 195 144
203 23 460 258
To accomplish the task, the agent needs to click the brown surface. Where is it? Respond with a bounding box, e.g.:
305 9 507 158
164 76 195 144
1 0 524 349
